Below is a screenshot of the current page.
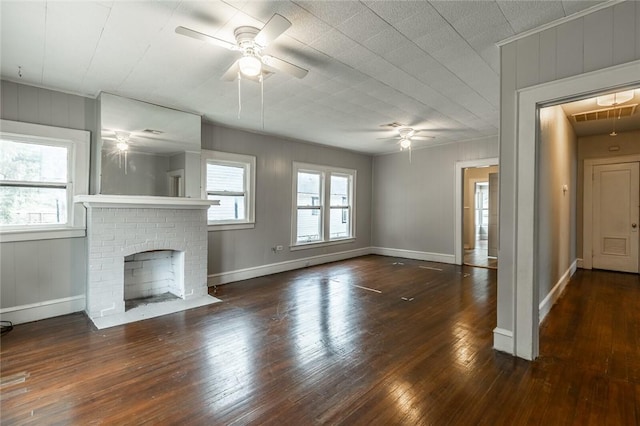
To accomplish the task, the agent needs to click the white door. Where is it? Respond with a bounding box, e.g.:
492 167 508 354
592 162 639 273
488 172 499 258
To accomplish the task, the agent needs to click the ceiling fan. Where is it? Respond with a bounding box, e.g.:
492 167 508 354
175 14 308 81
380 126 435 151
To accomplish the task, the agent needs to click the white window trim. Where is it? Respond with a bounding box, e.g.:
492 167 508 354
291 162 356 249
0 120 90 243
201 149 256 231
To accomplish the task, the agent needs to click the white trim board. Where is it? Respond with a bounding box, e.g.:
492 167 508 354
0 295 86 325
538 260 578 325
208 247 371 286
493 327 514 355
496 0 626 47
209 246 456 286
370 247 455 264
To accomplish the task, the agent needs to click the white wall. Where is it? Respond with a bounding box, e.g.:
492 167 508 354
0 80 95 320
498 1 640 357
372 136 498 259
538 106 577 303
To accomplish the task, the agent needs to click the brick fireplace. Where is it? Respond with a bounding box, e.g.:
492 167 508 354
76 195 215 326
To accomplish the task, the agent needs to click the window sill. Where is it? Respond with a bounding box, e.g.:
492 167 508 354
0 227 86 243
207 222 255 232
290 237 355 251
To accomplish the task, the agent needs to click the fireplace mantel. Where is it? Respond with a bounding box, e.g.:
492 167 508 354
74 195 219 209
80 194 214 326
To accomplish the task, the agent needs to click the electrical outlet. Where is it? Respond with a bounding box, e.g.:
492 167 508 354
276 245 283 251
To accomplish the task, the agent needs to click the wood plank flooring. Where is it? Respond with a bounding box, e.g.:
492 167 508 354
1 255 639 424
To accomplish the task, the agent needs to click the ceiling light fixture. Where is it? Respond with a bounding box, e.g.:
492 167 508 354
238 55 262 77
594 91 634 137
114 131 130 174
400 138 411 150
596 90 634 107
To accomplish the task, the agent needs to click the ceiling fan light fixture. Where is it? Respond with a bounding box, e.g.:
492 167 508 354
596 90 635 106
239 55 262 77
114 131 130 151
400 138 411 149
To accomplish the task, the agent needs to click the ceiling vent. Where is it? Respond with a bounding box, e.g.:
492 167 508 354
380 122 404 128
142 129 164 135
572 104 637 123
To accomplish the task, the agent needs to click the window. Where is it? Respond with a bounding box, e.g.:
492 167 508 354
201 150 256 230
292 162 356 248
0 120 90 242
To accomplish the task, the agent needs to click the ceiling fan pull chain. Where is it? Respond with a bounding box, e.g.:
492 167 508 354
124 150 128 175
237 71 242 119
610 105 617 136
260 73 265 130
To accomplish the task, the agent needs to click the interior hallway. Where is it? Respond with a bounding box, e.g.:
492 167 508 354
464 239 498 269
1 256 637 424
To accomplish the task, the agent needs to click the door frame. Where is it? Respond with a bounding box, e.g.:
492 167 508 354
583 155 640 270
511 60 640 360
455 157 499 265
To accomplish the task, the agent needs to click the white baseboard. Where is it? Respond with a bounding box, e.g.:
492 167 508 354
208 247 371 286
369 247 455 264
538 259 577 324
493 327 514 354
0 295 86 325
576 258 584 268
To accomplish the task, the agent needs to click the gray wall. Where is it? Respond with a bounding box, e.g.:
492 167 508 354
100 149 170 196
499 1 640 335
202 123 373 275
0 81 372 315
576 130 640 259
0 80 94 309
372 136 498 255
537 106 577 301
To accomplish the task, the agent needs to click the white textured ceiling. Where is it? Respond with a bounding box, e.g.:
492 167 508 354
0 0 606 154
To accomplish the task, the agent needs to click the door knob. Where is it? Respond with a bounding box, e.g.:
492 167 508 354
633 223 637 229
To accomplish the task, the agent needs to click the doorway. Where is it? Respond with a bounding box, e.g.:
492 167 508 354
462 165 499 269
507 59 640 360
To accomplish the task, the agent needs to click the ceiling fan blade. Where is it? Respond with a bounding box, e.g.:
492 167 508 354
175 26 237 50
412 135 435 140
255 14 291 47
262 55 308 79
221 60 240 81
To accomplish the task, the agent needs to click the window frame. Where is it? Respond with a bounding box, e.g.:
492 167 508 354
201 150 256 231
0 119 90 243
291 162 356 250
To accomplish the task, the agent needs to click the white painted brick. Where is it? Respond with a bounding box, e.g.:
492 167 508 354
86 206 207 321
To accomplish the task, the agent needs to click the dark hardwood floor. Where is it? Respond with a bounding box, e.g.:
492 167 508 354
464 239 497 269
1 255 638 424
